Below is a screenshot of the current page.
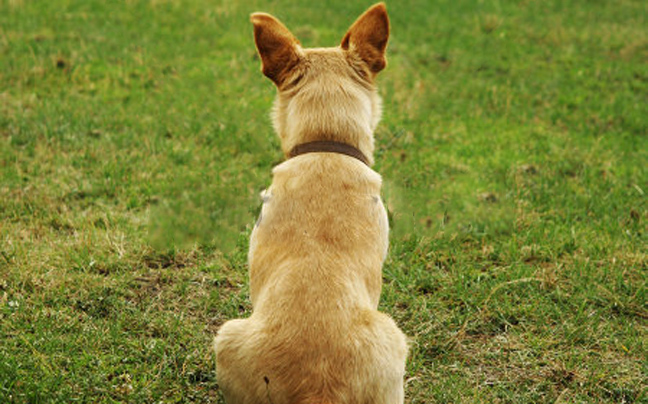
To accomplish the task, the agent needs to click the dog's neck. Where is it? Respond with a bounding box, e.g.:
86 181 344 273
288 140 370 166
271 64 381 167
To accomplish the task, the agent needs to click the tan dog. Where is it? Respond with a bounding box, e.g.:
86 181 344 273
214 4 408 403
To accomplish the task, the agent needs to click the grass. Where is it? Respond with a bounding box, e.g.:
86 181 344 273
0 0 646 402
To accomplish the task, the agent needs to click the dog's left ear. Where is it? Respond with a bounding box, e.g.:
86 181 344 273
341 3 390 74
251 12 301 85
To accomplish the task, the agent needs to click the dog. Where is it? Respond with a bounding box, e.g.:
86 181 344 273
214 4 408 403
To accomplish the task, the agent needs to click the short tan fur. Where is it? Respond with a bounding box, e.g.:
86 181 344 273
214 4 408 403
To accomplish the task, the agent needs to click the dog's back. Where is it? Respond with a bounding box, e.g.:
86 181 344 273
214 4 408 404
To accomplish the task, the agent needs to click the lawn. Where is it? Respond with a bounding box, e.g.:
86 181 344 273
0 0 646 403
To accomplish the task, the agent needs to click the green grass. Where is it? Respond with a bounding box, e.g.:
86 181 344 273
1 0 646 402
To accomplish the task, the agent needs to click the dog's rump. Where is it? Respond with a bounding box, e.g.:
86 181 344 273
216 307 406 404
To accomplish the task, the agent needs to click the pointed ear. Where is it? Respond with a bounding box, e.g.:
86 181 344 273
250 12 300 85
341 3 390 74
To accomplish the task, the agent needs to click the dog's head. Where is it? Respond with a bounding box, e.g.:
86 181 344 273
251 3 390 165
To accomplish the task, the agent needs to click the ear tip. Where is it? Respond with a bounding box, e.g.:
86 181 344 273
365 3 389 27
369 3 388 14
250 12 273 25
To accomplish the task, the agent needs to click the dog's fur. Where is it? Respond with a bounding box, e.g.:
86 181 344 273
214 4 408 403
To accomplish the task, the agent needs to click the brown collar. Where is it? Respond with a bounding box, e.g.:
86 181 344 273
288 140 369 166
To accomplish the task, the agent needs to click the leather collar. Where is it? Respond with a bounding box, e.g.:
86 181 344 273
288 140 369 166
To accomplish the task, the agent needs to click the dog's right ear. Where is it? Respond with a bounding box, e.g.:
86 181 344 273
251 13 300 86
341 3 389 74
